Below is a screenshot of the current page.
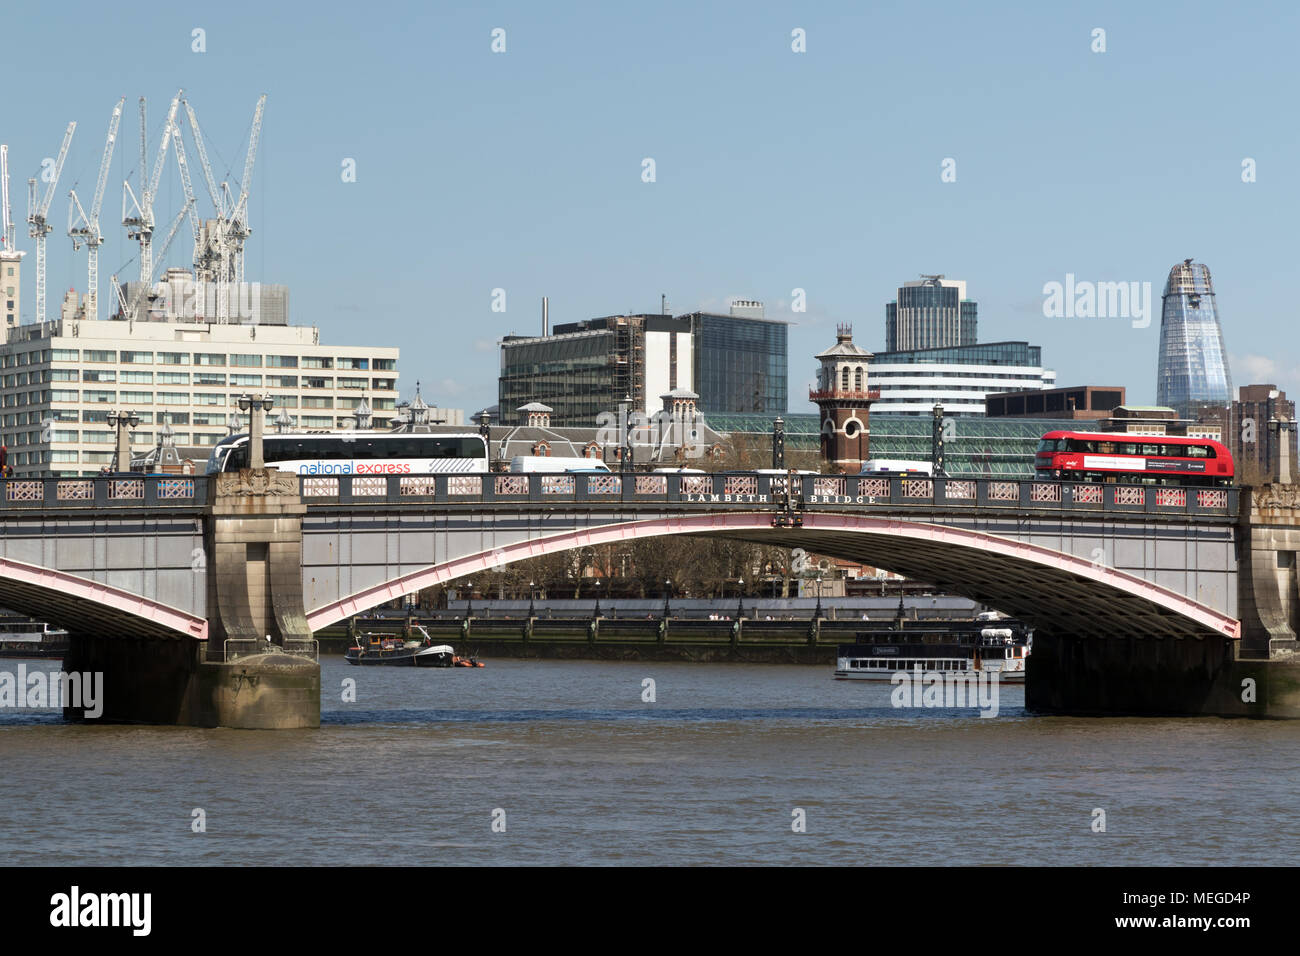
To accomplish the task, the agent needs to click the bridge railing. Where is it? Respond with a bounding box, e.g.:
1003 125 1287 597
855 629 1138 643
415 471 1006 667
0 475 209 511
296 473 1239 518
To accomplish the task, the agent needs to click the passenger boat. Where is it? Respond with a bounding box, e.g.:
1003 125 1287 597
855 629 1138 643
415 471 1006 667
344 626 483 667
834 616 1031 682
0 618 70 659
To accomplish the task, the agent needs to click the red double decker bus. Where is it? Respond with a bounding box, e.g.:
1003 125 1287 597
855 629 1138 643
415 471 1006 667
1034 431 1234 487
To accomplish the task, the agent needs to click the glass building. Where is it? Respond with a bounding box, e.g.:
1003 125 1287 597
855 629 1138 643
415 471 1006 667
710 412 1076 477
499 327 632 427
886 276 977 352
1156 260 1233 419
867 341 1055 416
685 309 788 414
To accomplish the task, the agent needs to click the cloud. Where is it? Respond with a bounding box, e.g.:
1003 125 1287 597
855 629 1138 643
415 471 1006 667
1233 353 1278 383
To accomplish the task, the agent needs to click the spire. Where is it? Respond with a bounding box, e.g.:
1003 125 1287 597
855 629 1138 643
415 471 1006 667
353 395 373 431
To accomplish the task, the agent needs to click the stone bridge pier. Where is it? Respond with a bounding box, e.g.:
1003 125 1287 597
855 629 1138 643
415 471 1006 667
64 468 320 729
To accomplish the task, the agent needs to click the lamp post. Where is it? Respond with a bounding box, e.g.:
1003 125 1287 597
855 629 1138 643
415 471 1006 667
106 409 141 473
736 577 745 619
593 579 602 619
465 581 474 620
663 579 672 619
237 393 275 470
814 571 824 620
528 580 536 619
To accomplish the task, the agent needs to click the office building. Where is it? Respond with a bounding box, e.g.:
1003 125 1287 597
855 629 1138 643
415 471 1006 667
1 252 20 329
1155 259 1233 418
1229 385 1298 482
498 298 787 425
0 314 399 477
680 301 788 414
885 275 977 352
499 313 692 427
986 385 1126 420
869 341 1056 416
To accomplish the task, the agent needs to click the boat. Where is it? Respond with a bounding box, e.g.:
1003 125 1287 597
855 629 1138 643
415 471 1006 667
833 616 1031 682
0 617 70 659
344 626 484 667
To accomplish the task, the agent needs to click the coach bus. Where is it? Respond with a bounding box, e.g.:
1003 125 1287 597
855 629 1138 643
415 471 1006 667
1034 431 1234 486
205 432 490 476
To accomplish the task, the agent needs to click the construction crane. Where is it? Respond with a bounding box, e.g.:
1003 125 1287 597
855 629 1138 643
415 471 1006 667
68 98 125 322
169 118 203 318
111 197 193 325
181 94 265 322
122 91 180 289
26 121 76 323
226 94 266 288
0 145 21 255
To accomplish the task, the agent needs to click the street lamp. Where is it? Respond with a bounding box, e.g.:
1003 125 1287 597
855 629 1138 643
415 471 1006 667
737 577 745 619
528 580 536 618
593 579 602 619
663 579 672 619
237 393 275 470
465 580 474 619
106 409 141 473
814 572 824 620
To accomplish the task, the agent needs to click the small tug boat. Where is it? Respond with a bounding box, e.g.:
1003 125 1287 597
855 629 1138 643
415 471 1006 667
344 626 484 668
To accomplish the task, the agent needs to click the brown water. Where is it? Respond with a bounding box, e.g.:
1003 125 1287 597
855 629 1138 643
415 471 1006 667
1 657 1297 865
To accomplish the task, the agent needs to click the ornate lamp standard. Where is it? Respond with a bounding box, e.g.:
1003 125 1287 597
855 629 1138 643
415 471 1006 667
237 393 275 469
106 409 141 473
736 577 745 619
663 579 672 619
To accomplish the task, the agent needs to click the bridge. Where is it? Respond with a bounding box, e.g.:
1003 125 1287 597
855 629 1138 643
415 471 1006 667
0 469 1296 726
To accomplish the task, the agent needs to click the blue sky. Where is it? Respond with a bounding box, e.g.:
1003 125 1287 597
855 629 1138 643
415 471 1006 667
3 0 1297 416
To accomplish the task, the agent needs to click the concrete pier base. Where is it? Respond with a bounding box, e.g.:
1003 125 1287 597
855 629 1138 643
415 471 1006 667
63 633 320 729
1026 631 1300 718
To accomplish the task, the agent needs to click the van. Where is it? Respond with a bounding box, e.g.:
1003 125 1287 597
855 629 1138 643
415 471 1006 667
509 456 611 474
859 459 934 476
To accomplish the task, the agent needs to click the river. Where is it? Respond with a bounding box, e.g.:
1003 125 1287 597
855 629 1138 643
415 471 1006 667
1 657 1296 865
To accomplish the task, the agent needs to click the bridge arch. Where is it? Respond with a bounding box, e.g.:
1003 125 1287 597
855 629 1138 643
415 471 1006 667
305 512 1239 640
0 555 207 641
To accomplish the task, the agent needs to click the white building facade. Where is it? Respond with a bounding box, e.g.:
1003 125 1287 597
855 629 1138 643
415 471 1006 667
868 341 1056 417
1 318 399 477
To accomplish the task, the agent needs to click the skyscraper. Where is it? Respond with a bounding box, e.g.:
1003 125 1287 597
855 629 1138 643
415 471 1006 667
885 275 977 352
1156 259 1233 418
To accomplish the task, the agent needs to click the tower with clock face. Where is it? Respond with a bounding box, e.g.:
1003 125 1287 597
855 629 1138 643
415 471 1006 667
809 325 877 472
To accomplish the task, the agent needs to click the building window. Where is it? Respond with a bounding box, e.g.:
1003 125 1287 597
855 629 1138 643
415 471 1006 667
157 352 189 365
854 367 863 390
230 354 262 368
585 443 602 459
266 355 298 368
195 353 226 366
84 350 116 363
120 351 153 364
